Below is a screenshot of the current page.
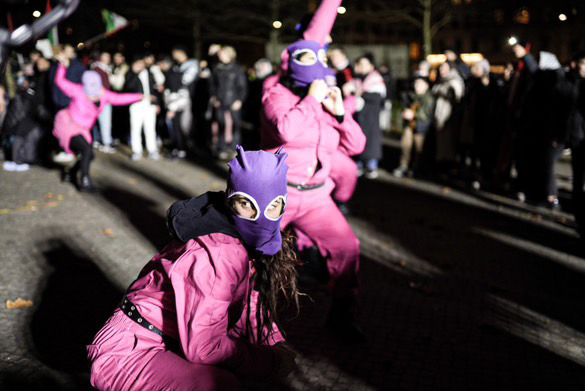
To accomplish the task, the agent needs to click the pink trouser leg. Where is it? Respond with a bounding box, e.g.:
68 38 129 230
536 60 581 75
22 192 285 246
294 227 315 251
330 150 358 203
282 186 360 297
135 349 242 391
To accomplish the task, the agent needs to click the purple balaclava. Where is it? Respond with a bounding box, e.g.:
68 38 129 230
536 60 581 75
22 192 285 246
82 70 103 97
287 40 327 88
227 146 288 256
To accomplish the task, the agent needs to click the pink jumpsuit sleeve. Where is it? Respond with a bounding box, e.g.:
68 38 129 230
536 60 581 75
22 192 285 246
343 95 358 116
303 0 343 46
263 91 322 143
330 112 366 156
171 251 280 380
55 63 83 98
103 89 143 106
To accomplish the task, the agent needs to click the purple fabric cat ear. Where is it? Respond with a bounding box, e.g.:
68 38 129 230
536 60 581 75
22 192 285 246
233 145 250 170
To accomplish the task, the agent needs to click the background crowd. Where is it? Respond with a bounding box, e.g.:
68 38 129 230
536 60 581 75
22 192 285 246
0 39 584 239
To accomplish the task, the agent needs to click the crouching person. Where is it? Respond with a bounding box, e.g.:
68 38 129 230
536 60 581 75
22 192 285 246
87 146 299 390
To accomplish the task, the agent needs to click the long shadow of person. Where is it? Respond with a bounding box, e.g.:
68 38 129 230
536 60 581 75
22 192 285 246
28 238 123 389
98 184 170 250
264 173 585 390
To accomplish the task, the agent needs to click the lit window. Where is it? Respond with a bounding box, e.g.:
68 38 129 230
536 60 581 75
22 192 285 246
515 8 530 24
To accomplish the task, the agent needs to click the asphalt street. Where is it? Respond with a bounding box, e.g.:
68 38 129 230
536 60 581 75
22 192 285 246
1 145 584 390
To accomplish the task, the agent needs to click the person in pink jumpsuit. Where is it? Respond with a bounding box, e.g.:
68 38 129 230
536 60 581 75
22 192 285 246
88 147 299 390
263 0 359 218
260 39 366 341
52 53 143 192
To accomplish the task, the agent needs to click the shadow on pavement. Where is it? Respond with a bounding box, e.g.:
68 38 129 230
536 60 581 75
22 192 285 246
274 175 585 389
280 248 585 390
110 158 195 201
0 369 68 391
98 184 170 250
28 237 123 390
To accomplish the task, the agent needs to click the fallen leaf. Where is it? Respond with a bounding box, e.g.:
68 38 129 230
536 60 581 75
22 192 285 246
211 182 223 190
101 229 115 236
57 195 65 200
0 209 11 214
127 179 138 185
46 193 55 199
441 187 451 194
15 206 34 212
44 201 59 208
26 200 40 206
6 298 33 309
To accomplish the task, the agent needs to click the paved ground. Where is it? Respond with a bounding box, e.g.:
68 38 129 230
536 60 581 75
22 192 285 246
1 144 584 391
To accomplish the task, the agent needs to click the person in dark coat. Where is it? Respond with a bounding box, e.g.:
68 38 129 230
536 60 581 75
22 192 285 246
563 52 585 239
209 46 247 159
3 56 53 169
48 44 85 111
459 59 508 189
505 41 539 201
351 53 386 179
243 58 273 149
522 52 571 208
445 49 472 81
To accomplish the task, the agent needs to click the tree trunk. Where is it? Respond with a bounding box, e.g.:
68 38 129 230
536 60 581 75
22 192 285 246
423 0 432 57
192 12 202 60
269 0 280 62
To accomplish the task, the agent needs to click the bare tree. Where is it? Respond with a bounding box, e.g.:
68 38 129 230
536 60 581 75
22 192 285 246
109 0 304 59
367 0 454 56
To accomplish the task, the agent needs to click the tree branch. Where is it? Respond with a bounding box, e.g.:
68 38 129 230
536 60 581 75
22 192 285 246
431 13 452 36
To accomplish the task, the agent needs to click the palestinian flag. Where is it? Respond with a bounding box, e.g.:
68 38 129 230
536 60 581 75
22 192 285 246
102 9 128 35
46 0 59 45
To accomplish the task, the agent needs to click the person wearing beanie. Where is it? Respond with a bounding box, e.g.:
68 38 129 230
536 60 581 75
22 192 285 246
52 52 143 192
261 39 367 342
88 147 300 390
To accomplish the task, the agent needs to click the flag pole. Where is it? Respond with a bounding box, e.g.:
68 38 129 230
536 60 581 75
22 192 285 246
81 24 130 49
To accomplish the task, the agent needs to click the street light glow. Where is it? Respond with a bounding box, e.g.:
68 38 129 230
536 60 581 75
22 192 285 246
508 36 518 46
32 10 41 18
559 13 567 21
337 6 347 14
273 20 282 29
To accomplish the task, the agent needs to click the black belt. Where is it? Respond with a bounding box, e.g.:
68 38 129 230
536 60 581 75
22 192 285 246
120 297 182 353
287 181 325 191
120 297 164 337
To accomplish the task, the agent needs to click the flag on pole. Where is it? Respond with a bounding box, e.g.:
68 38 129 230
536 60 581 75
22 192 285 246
7 12 14 32
101 9 129 35
46 0 59 45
